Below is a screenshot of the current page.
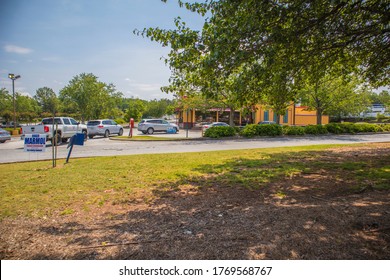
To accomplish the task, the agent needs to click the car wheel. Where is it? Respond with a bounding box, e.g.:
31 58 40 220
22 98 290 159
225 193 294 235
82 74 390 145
118 128 123 136
88 135 94 139
104 130 110 138
0 140 5 143
83 130 88 141
147 128 154 134
61 138 68 143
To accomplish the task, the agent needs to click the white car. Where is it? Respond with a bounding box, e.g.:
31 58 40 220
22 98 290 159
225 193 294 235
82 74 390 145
87 119 123 138
138 119 179 134
202 122 229 130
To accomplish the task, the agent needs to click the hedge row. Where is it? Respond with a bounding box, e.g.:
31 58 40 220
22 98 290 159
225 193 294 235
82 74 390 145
204 123 390 138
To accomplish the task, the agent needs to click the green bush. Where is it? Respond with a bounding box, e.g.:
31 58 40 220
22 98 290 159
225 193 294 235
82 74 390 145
239 124 258 137
283 125 305 135
304 125 328 135
353 123 383 133
257 124 283 136
326 122 384 134
380 124 390 132
325 123 344 134
203 126 236 138
114 118 125 125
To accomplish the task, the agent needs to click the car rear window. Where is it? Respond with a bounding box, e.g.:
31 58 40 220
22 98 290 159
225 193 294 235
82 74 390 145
87 121 101 126
42 118 62 125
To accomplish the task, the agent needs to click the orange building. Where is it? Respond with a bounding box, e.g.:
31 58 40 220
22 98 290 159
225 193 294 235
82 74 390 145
254 104 329 126
178 103 329 128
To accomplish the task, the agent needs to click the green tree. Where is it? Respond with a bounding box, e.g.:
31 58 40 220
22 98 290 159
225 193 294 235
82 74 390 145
34 87 59 115
369 90 390 108
137 0 389 115
0 88 12 112
299 74 370 124
0 88 13 123
59 73 122 121
124 98 146 122
15 93 39 122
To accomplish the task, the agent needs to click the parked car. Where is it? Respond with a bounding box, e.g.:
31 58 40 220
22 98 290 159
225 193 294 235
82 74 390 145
137 119 179 134
202 122 229 130
258 121 277 125
0 128 12 143
87 119 124 138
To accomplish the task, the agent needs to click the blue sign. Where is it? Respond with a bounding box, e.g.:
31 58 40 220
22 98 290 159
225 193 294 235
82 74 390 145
24 134 46 152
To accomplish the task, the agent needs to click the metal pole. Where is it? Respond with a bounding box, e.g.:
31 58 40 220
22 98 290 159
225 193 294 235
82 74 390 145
52 117 55 168
186 109 189 138
12 79 16 130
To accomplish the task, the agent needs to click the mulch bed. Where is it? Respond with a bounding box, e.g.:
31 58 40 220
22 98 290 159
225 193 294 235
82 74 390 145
1 143 390 259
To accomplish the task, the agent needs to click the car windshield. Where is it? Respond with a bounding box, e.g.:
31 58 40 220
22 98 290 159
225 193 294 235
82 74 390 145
87 121 101 126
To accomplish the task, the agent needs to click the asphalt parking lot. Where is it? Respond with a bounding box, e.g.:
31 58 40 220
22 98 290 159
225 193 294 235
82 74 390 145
1 129 390 163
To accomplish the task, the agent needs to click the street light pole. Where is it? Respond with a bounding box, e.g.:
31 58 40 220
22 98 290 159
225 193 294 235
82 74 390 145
8 73 21 130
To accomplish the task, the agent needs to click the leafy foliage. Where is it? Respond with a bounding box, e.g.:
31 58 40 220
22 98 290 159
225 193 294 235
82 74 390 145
282 126 305 136
124 98 146 122
137 0 389 120
34 87 59 114
240 124 283 137
304 125 328 135
59 73 123 121
203 126 236 138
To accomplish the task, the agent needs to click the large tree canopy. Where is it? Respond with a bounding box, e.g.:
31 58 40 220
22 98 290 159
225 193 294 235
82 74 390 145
59 73 123 121
137 0 389 109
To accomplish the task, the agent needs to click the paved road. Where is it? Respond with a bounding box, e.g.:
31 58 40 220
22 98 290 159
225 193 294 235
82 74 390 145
1 129 389 163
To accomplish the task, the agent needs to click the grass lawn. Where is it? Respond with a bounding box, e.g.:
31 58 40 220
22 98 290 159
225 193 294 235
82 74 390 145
1 143 389 219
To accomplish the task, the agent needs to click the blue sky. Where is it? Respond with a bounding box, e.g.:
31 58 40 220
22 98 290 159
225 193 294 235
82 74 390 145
0 0 205 100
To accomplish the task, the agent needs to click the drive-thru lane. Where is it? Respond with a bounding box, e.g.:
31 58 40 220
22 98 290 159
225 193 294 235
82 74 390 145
1 129 389 163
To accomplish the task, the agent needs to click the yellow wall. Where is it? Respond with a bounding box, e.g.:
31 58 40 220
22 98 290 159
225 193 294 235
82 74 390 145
179 104 329 126
255 104 295 125
295 107 329 125
255 105 329 125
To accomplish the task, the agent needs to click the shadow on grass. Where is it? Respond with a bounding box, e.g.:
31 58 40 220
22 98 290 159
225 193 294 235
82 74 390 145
20 147 390 259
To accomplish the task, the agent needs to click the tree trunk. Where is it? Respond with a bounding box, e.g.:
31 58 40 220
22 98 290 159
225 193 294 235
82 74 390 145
275 114 281 125
229 108 235 126
316 109 323 125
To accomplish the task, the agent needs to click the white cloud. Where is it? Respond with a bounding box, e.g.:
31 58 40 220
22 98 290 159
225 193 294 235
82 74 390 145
130 82 162 92
4 44 33 54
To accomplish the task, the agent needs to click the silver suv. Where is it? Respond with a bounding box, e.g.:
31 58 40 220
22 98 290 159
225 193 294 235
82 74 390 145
138 119 179 134
87 119 123 138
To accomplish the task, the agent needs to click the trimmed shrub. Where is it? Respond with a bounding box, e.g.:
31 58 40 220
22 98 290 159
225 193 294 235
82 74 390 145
325 123 344 134
204 126 236 138
353 123 383 133
304 125 328 135
326 122 384 134
256 124 283 136
283 125 305 135
239 124 258 137
380 124 390 132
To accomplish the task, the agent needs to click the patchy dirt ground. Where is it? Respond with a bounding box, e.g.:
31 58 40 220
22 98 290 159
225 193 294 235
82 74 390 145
1 143 390 259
